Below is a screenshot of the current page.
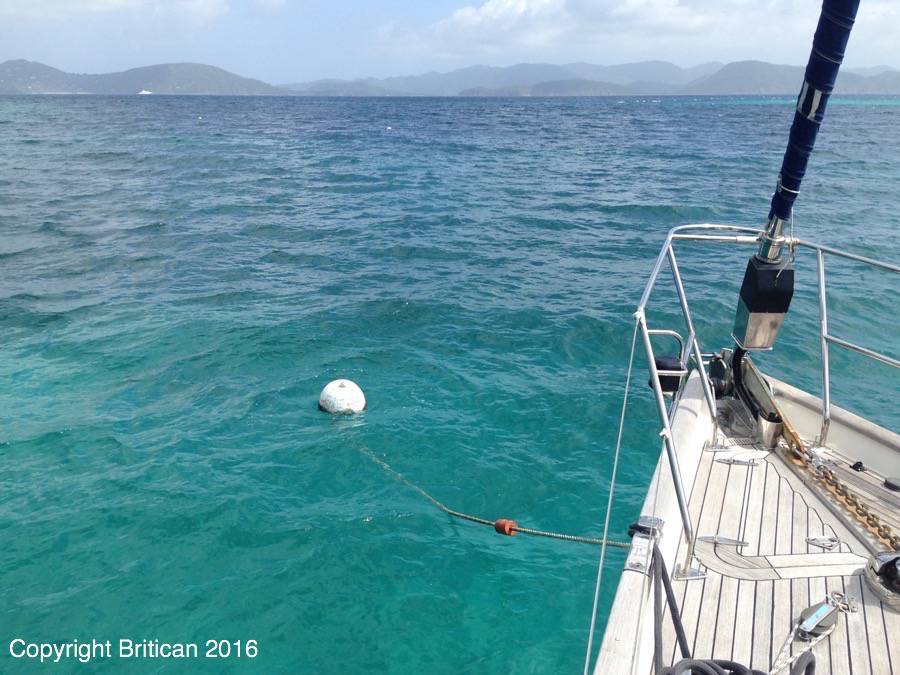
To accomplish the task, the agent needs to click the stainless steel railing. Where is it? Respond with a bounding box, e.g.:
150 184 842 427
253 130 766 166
636 224 755 576
796 240 900 446
635 223 899 577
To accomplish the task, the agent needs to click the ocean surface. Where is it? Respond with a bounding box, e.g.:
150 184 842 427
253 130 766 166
1 95 898 674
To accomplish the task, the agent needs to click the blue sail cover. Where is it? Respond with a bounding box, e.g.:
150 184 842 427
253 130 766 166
768 0 860 221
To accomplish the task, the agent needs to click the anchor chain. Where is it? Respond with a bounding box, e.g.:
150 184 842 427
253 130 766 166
792 444 900 551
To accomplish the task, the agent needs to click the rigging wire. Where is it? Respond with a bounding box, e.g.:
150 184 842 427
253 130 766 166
582 317 640 675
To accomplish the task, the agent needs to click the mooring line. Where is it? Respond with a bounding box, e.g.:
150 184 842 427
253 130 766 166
359 445 630 548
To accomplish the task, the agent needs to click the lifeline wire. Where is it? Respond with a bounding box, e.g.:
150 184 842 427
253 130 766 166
582 318 640 675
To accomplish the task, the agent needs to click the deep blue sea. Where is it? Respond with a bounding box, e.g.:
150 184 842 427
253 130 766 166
1 95 898 674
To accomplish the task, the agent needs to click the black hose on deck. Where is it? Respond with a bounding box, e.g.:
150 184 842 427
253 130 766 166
652 545 691 668
791 652 816 675
661 659 766 675
650 543 815 675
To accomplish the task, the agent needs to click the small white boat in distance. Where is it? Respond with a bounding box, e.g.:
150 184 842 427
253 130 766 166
137 89 152 95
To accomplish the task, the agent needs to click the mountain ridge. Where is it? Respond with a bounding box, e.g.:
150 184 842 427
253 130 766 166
0 60 284 95
2 59 899 97
285 60 900 96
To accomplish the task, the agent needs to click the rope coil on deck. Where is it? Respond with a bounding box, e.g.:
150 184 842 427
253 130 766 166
649 540 822 675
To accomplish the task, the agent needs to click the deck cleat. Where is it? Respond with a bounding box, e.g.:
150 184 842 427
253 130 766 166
697 535 750 547
715 457 759 466
806 535 841 550
624 516 664 575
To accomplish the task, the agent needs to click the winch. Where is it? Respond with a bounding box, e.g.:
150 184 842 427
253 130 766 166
865 552 900 610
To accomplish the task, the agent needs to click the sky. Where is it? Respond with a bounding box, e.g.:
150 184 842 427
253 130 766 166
0 0 898 84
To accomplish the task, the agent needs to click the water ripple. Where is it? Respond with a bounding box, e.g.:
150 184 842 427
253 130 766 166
1 94 898 674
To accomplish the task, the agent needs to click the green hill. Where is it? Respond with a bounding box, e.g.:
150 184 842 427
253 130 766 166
0 60 287 95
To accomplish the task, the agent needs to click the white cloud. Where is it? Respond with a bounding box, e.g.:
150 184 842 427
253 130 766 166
175 0 229 21
0 0 229 21
381 0 900 68
382 0 711 60
0 0 140 16
436 0 570 51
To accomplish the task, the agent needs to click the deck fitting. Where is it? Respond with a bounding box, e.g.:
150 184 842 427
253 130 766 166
697 535 750 547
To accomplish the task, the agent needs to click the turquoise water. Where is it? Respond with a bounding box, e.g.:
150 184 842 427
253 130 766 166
1 95 898 674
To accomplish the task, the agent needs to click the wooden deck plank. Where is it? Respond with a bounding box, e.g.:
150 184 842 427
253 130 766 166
731 459 764 666
746 458 772 556
854 574 893 675
751 462 780 671
885 600 900 675
735 448 767 668
807 511 833 673
844 574 874 673
692 574 722 661
661 440 717 666
790 484 809 659
750 581 774 672
711 462 750 660
825 574 853 675
686 457 731 658
691 461 734 660
678 445 894 675
772 474 794 661
765 552 867 568
596 389 899 675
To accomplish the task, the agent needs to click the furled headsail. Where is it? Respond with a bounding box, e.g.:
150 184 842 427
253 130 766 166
734 0 860 351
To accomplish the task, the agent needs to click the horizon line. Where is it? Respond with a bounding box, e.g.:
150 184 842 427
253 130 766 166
3 57 898 87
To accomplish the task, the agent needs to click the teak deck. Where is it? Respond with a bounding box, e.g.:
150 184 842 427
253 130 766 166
595 376 900 675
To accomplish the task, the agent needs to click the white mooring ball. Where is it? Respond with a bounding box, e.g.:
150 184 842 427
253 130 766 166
318 379 366 414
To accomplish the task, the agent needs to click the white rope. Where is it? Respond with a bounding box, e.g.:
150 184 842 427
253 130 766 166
768 591 850 675
768 621 833 675
582 318 640 675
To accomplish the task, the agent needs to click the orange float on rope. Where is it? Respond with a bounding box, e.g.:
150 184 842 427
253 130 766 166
494 518 518 536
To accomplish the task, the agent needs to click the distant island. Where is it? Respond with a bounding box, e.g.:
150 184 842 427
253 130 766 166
288 61 900 96
2 59 899 97
0 61 282 96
